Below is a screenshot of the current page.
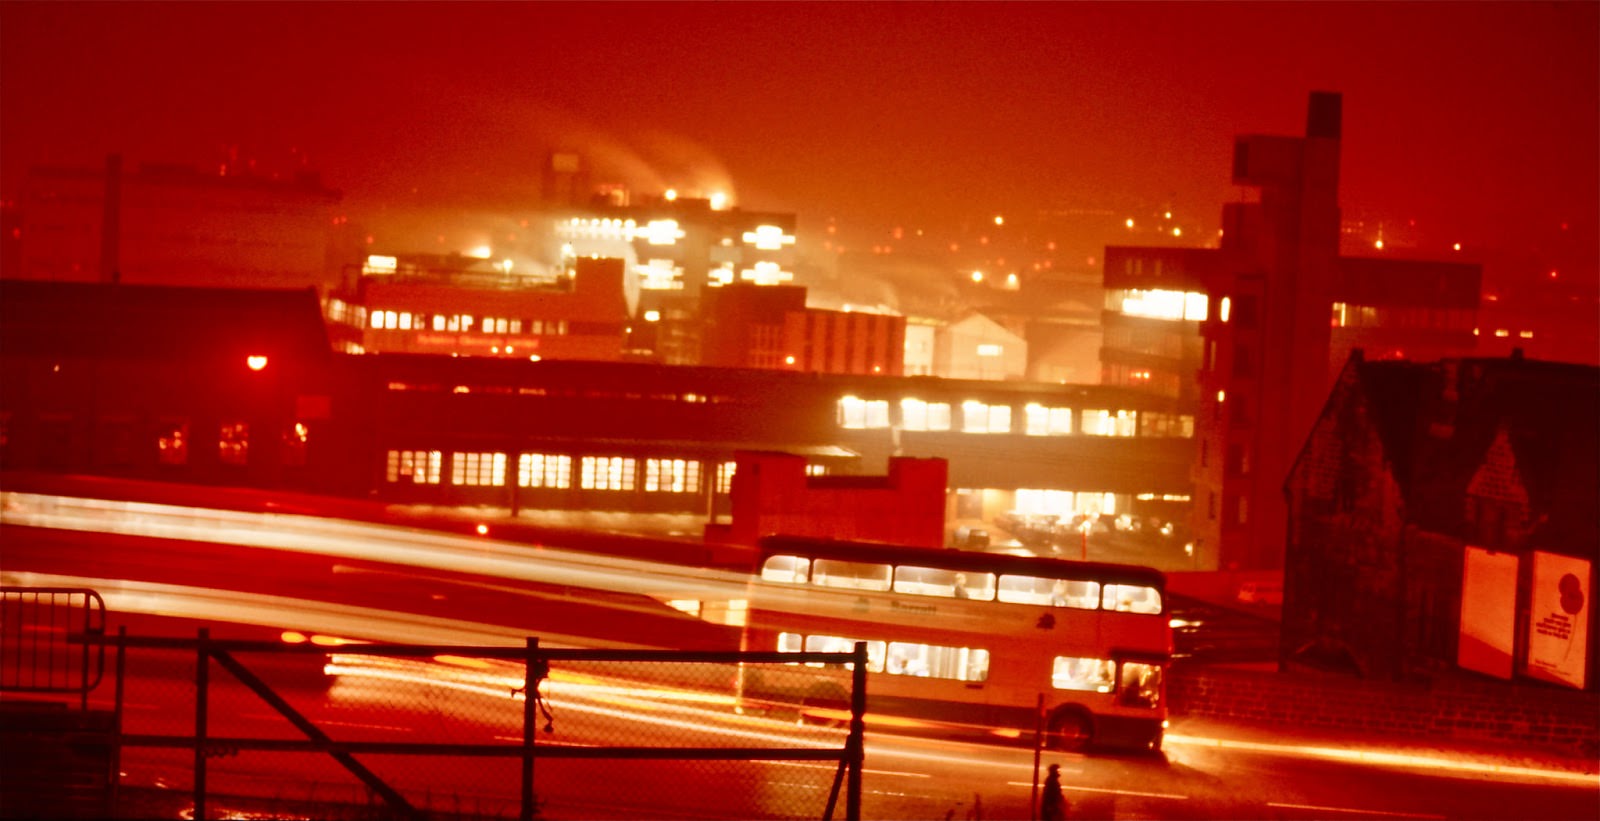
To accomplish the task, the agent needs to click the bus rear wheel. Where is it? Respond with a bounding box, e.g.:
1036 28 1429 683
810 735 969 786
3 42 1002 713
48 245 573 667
1046 708 1092 752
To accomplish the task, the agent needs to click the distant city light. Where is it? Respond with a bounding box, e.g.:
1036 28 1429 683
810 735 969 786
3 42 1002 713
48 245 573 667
785 355 796 365
644 310 661 322
709 191 728 210
994 215 1005 226
1125 218 1135 229
1220 297 1232 323
971 270 984 283
742 224 795 250
468 245 492 259
1172 227 1182 237
246 355 268 371
1216 390 1226 403
475 524 489 536
664 189 678 201
1453 242 1462 251
363 255 398 275
1374 239 1385 250
1164 211 1172 220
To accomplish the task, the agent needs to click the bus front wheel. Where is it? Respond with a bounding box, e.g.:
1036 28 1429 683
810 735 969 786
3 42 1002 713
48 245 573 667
1046 708 1092 751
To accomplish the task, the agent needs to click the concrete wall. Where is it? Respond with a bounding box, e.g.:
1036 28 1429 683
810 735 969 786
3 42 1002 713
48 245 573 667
1170 665 1600 757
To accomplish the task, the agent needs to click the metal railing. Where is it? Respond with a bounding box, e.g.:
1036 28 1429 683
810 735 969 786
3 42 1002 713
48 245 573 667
96 629 867 820
1 586 106 709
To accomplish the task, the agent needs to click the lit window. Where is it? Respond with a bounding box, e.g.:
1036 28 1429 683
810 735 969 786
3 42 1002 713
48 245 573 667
715 461 737 494
157 420 189 466
1103 584 1162 614
892 566 995 600
580 456 636 491
961 400 1011 434
1082 409 1134 436
1024 404 1072 436
219 422 249 466
518 453 571 489
976 343 1003 357
450 452 506 487
837 396 890 429
282 422 308 467
899 399 951 431
998 575 1101 609
1052 656 1115 693
645 458 701 493
812 560 892 591
386 450 441 484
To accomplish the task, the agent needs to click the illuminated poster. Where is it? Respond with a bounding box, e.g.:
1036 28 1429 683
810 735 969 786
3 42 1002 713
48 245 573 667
1525 551 1591 690
1457 546 1517 680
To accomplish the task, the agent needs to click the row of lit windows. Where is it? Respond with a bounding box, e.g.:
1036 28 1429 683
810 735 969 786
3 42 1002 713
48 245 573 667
384 451 722 493
778 633 990 682
1108 288 1209 322
368 311 569 336
839 397 1191 438
152 421 308 467
759 555 1163 614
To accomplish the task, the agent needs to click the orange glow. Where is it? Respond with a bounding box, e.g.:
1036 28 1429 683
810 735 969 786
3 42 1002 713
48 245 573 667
280 631 309 644
246 355 268 371
476 523 489 535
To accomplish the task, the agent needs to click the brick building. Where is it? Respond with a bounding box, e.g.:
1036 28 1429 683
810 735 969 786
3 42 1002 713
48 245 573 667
1283 349 1598 692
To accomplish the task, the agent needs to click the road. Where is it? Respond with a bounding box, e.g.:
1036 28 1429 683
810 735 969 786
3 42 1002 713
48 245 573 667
3 491 1596 819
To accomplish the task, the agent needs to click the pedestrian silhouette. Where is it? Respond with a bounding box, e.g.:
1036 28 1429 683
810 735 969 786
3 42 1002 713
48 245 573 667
1040 763 1067 821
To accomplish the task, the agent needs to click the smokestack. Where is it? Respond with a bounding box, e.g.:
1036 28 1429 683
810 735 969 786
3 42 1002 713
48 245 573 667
1306 91 1342 140
99 153 122 283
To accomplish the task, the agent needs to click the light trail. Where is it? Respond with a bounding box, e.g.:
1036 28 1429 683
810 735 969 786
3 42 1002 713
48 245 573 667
1266 801 1444 819
1165 733 1600 786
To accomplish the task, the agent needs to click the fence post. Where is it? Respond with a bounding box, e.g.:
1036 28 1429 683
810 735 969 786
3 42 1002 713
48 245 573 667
847 641 867 821
1031 692 1045 820
194 627 209 821
521 637 539 821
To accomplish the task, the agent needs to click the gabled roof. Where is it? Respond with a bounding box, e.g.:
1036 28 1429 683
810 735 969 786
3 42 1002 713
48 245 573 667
1345 351 1599 551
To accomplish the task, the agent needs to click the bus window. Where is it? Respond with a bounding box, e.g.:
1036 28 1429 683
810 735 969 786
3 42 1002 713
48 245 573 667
1118 662 1162 708
813 559 892 591
761 555 810 583
887 642 989 682
894 566 995 600
1052 656 1115 693
797 634 885 672
998 575 1099 608
777 631 803 653
1103 584 1162 614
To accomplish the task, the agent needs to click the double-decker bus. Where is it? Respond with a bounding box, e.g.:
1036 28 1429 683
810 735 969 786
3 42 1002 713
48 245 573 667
736 535 1172 751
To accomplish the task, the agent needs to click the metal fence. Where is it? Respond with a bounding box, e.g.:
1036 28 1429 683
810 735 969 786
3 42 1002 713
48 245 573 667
0 586 106 708
91 628 867 820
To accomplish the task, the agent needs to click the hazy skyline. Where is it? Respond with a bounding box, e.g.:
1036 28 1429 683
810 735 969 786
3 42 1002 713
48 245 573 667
3 2 1596 264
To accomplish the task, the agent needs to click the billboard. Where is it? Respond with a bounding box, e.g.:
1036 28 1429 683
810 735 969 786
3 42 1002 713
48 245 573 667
1525 551 1591 690
1457 545 1517 680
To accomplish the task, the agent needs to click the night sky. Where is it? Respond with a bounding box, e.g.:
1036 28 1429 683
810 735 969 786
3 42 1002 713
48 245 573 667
3 1 1596 265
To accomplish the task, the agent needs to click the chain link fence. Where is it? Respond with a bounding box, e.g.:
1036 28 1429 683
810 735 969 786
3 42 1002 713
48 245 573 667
95 630 866 820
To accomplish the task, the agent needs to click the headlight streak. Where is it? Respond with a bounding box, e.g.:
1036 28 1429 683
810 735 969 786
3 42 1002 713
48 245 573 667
1164 733 1599 786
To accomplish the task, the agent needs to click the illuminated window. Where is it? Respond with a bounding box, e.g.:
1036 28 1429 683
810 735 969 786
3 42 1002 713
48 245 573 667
518 453 571 489
1116 289 1208 321
884 641 988 681
1103 584 1162 614
892 566 995 600
581 456 636 491
837 396 890 429
761 555 809 583
386 450 441 484
1081 409 1137 437
811 559 892 591
1024 404 1072 436
899 399 951 431
1119 662 1162 708
1052 656 1115 692
645 458 700 493
218 422 248 466
282 422 308 468
450 452 506 487
961 400 1011 434
715 461 736 494
433 315 446 332
157 420 189 466
1140 412 1194 438
998 575 1101 609
976 343 1003 357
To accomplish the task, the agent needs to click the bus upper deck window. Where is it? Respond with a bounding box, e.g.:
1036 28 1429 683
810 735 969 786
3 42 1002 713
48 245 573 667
813 559 892 591
762 555 810 583
1104 584 1162 614
895 566 995 600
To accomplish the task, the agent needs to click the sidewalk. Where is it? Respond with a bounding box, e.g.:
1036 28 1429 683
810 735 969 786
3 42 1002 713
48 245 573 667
1165 714 1599 784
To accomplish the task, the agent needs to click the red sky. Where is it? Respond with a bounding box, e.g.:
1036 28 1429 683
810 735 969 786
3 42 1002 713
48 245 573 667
3 1 1596 263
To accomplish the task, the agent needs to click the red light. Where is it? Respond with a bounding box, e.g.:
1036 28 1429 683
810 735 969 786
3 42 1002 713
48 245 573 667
246 355 268 371
475 524 489 536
